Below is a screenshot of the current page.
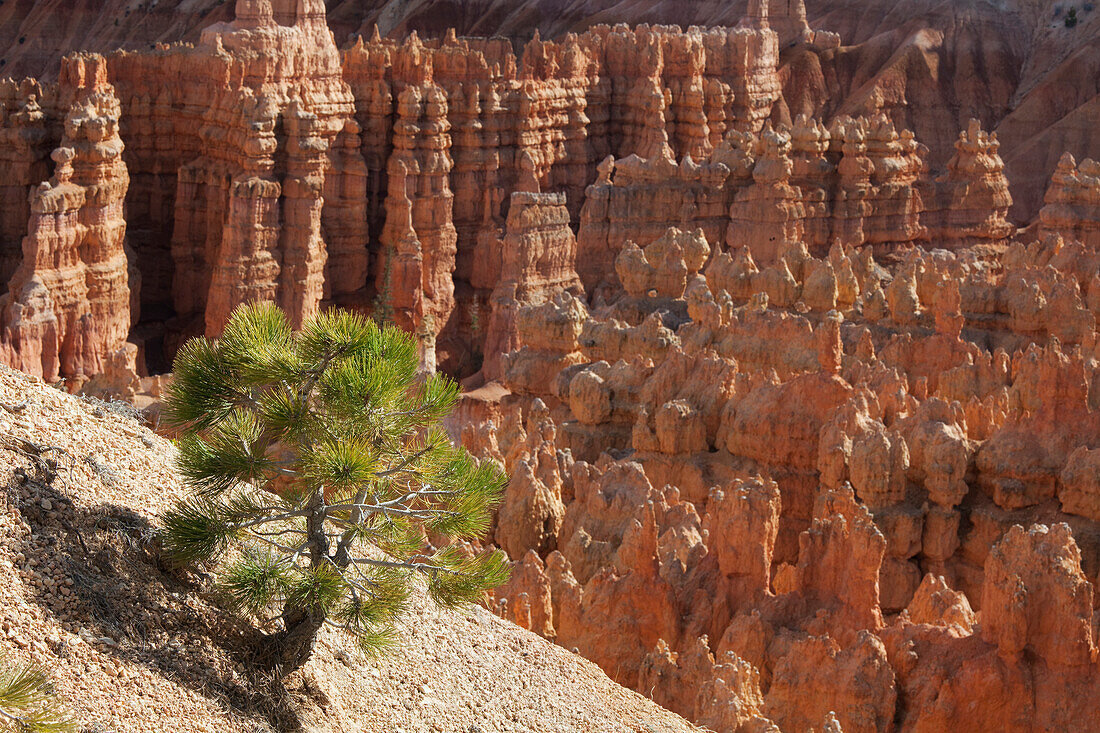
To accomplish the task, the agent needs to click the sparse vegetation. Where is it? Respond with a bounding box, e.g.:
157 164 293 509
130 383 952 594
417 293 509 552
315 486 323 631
466 300 485 373
1065 7 1079 25
0 652 74 733
372 246 395 326
159 303 509 673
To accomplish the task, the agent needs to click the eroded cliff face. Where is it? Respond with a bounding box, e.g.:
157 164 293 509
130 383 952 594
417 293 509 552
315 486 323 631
0 0 793 377
1 0 1090 382
5 0 1099 223
110 0 360 352
480 213 1100 730
1 2 1100 730
0 54 132 383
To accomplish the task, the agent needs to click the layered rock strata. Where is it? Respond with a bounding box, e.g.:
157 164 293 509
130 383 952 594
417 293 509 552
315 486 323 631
926 119 1015 249
0 54 132 381
481 178 584 380
1 1 1100 730
3 0 1077 384
1039 152 1100 250
477 220 1100 732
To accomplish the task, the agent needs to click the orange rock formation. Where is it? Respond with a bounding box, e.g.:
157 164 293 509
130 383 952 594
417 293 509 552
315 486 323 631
1 2 1100 730
478 213 1100 730
0 54 131 382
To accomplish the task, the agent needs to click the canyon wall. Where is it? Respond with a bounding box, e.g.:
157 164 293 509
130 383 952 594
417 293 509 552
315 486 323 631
1 0 794 377
0 54 132 382
0 2 1099 730
0 0 1091 382
107 0 361 355
5 0 1099 224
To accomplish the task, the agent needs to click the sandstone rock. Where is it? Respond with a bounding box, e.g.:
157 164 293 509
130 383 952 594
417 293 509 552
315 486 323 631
0 80 51 289
492 549 555 638
703 478 781 609
4 4 1100 732
557 501 681 690
0 54 132 382
1059 446 1100 522
765 631 895 733
482 187 583 379
905 573 975 632
1039 153 1100 250
501 291 589 397
790 484 886 634
616 227 710 300
981 523 1095 667
639 637 770 731
726 125 805 266
928 119 1014 249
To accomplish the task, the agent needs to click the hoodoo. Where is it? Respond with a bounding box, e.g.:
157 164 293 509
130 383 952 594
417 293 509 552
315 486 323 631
0 0 1099 730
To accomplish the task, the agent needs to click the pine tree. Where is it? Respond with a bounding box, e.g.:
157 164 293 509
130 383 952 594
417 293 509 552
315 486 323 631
160 303 509 673
0 652 74 732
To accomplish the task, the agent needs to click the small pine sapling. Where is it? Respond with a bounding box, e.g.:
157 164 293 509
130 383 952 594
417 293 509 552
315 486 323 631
160 303 509 672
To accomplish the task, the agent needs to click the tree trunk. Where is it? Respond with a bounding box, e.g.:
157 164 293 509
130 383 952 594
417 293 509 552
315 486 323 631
260 606 325 675
257 487 329 674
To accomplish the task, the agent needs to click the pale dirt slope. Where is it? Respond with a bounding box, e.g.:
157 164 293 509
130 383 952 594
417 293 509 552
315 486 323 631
0 364 697 733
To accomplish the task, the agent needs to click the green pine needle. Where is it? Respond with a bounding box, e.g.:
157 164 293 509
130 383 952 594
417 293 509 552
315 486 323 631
425 547 511 608
161 497 234 566
352 624 399 658
300 440 380 497
220 549 290 614
285 564 346 614
0 652 75 732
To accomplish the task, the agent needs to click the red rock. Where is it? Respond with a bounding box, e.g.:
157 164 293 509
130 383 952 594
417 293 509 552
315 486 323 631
905 573 975 632
557 501 682 690
703 478 781 609
1039 152 1100 250
494 406 566 560
927 119 1014 249
3 3 1100 730
639 637 768 731
0 54 132 382
492 549 555 638
481 184 583 380
982 523 1095 666
764 631 895 733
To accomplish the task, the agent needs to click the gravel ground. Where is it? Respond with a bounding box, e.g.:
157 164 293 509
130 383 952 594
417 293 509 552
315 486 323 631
0 365 698 733
295 595 700 732
0 365 271 732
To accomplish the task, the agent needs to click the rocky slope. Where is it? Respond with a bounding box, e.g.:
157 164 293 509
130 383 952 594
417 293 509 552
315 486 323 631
0 363 698 732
